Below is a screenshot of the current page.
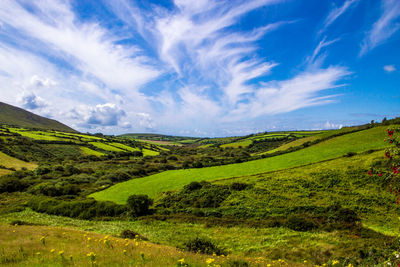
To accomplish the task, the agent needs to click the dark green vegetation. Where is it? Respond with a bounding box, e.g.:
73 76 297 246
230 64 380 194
0 101 76 132
1 111 400 266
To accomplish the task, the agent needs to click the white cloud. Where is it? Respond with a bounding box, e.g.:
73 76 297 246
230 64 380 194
0 0 160 92
227 67 351 120
30 75 57 88
323 121 343 129
18 91 47 110
71 103 126 127
384 64 396 72
320 0 359 34
361 0 400 55
307 37 341 66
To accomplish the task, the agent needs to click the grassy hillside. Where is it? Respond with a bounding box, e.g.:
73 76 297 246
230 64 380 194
0 102 76 132
1 150 398 266
91 125 388 202
0 151 37 170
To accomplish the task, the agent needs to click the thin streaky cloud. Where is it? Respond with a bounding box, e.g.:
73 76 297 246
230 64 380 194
360 0 400 55
319 0 359 35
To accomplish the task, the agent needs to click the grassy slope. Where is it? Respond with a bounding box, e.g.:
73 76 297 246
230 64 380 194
79 147 105 157
0 151 37 170
0 224 257 267
91 126 387 203
0 102 76 132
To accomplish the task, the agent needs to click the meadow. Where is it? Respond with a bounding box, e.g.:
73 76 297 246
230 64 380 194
91 126 387 202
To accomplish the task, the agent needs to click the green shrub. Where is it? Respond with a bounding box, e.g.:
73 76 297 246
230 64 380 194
285 215 318 232
127 194 153 217
119 229 148 240
183 237 226 255
0 177 26 193
228 259 250 267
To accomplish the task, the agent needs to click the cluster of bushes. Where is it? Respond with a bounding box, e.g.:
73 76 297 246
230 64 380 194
156 181 252 212
183 237 226 255
28 197 128 219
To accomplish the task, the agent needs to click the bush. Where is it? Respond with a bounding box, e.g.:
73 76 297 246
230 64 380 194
228 259 250 267
0 177 26 193
183 237 226 255
127 194 153 217
119 229 148 240
285 215 318 231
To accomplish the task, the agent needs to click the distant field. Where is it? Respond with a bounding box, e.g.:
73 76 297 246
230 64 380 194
109 142 140 152
80 147 105 157
143 148 160 156
0 151 37 171
221 131 324 148
91 126 388 203
89 142 125 152
8 128 66 141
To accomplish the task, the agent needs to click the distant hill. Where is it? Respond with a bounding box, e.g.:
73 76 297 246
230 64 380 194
0 101 77 132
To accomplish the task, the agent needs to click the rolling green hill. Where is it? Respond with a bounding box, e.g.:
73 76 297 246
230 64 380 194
0 101 76 132
91 125 388 203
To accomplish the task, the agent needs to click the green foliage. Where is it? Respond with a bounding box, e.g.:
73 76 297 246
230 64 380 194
119 229 148 240
157 181 233 210
0 177 26 193
183 237 226 255
28 197 128 219
127 194 153 217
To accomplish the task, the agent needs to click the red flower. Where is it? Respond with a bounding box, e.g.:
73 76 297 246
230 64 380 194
368 169 373 176
378 173 382 177
396 196 399 205
385 152 391 158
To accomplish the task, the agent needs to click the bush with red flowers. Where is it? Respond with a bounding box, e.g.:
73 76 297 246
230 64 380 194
368 126 400 204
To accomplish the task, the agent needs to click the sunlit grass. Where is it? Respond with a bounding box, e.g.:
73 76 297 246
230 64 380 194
0 151 37 170
79 147 105 157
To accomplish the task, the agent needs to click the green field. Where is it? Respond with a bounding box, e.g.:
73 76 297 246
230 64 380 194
91 126 387 203
0 151 37 170
142 148 160 156
109 142 140 152
79 146 106 157
8 128 67 141
89 142 125 152
220 131 323 148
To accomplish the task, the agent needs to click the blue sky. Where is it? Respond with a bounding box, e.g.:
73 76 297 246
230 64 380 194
0 0 399 136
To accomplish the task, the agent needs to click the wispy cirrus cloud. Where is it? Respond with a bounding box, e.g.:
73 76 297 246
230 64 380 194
0 0 357 136
319 0 359 35
361 0 400 55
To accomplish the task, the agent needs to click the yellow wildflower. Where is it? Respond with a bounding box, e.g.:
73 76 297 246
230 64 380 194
50 249 55 253
58 250 64 255
332 260 339 265
206 258 215 265
178 258 185 263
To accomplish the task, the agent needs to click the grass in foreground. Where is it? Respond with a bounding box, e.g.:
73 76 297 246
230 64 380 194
91 126 388 202
1 224 269 267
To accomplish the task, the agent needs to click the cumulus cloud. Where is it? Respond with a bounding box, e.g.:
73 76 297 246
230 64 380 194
361 0 400 55
18 92 47 110
323 121 343 129
69 103 126 127
384 65 396 72
30 75 57 87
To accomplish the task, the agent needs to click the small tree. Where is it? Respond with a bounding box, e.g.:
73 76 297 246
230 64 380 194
127 194 153 217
